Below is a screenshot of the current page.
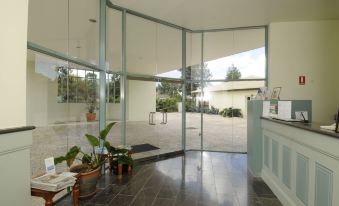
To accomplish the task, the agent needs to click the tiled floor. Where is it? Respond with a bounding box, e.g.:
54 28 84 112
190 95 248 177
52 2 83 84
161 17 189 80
55 151 281 206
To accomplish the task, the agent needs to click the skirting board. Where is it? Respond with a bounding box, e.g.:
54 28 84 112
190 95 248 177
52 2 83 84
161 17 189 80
261 169 296 206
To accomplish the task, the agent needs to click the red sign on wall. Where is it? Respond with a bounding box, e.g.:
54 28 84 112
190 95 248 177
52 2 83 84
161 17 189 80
299 76 305 85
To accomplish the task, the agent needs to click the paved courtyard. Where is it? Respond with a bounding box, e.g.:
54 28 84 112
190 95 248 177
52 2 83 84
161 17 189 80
31 112 247 176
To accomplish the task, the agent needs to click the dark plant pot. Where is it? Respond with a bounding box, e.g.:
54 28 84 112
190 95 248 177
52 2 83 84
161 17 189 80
70 164 100 199
110 159 132 175
86 113 96 122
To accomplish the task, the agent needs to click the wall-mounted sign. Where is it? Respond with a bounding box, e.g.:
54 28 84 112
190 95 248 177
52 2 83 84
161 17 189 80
299 76 305 85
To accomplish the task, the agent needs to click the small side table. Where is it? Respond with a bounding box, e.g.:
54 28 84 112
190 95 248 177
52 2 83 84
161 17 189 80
31 173 80 206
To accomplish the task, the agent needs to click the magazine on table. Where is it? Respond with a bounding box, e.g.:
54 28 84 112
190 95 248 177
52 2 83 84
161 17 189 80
31 172 77 192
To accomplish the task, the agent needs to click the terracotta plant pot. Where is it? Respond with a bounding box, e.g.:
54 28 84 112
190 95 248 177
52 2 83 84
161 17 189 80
117 163 123 179
128 165 132 174
86 113 96 122
70 164 100 199
110 159 131 175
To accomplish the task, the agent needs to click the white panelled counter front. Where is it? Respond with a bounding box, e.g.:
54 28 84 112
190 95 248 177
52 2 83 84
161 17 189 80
261 117 339 206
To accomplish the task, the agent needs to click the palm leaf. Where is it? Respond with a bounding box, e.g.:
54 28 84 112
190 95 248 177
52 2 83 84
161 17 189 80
54 146 80 167
99 122 116 140
54 156 66 165
85 134 100 147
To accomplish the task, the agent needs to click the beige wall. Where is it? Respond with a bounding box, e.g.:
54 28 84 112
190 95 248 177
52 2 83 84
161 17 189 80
127 80 156 121
205 90 257 116
0 0 28 129
269 20 339 123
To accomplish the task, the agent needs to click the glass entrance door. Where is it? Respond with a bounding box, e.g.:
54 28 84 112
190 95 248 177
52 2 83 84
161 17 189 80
186 28 266 153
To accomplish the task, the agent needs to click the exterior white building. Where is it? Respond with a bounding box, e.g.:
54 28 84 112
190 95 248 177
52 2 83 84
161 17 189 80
193 80 265 115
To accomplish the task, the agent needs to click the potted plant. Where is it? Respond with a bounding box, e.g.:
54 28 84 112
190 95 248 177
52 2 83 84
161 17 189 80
86 98 98 121
54 122 116 199
104 145 134 177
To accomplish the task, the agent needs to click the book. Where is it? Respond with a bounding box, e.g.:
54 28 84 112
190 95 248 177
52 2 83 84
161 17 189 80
31 172 77 192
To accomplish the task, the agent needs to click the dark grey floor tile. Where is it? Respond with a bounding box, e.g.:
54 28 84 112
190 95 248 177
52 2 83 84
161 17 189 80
236 194 263 206
108 194 134 206
252 181 276 198
152 198 175 206
197 191 218 205
55 152 280 206
217 193 239 206
158 185 179 199
258 197 283 206
175 190 197 206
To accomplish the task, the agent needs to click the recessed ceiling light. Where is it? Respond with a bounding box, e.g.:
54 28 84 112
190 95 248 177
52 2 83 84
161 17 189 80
89 19 97 23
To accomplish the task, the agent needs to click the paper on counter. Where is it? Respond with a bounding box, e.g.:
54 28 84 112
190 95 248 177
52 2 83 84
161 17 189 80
262 101 270 117
278 101 292 119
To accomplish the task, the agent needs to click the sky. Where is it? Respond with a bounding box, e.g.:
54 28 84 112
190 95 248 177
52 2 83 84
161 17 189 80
157 47 266 80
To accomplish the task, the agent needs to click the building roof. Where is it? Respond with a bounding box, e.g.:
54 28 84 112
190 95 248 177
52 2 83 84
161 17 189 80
192 80 265 93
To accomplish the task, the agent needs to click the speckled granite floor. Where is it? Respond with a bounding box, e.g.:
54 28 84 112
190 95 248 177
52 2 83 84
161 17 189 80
54 151 282 206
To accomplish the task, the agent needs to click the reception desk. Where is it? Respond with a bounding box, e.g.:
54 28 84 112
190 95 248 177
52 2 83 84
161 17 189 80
0 126 34 206
261 117 339 206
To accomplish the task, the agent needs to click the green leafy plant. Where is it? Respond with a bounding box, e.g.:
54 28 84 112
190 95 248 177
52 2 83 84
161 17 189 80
105 145 134 165
86 98 98 113
54 122 116 172
219 107 243 118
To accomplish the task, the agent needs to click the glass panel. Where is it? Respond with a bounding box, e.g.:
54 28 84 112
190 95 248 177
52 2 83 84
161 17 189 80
203 29 266 152
106 73 122 146
185 81 202 150
204 29 265 80
156 24 182 79
155 80 182 154
125 79 158 159
28 0 68 54
106 9 122 72
126 14 156 75
68 0 99 64
186 33 202 81
185 32 202 150
27 50 100 175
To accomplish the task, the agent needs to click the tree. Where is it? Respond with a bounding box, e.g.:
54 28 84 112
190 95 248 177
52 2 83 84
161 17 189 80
157 81 181 97
180 63 212 94
226 64 241 80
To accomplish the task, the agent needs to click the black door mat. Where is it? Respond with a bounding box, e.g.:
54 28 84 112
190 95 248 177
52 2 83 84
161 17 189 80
131 143 160 153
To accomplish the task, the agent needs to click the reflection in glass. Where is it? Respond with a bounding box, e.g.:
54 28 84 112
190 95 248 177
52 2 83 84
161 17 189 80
27 50 99 175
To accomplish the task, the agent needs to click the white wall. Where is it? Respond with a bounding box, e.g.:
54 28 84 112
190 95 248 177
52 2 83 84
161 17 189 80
127 80 156 121
269 20 339 123
0 0 28 129
208 90 257 116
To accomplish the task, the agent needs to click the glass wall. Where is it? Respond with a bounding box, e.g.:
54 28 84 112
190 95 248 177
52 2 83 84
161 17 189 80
27 0 267 174
125 14 182 158
202 29 266 152
185 32 202 150
106 8 122 146
27 50 100 175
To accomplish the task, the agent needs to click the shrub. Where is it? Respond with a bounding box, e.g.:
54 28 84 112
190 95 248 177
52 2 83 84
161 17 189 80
210 106 219 115
156 95 181 112
219 107 242 118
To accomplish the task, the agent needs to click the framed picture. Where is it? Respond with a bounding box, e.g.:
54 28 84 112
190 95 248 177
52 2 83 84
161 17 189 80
335 109 339 133
271 87 282 100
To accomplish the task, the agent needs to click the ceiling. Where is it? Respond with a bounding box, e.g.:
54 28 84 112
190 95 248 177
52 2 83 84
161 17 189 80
110 0 339 30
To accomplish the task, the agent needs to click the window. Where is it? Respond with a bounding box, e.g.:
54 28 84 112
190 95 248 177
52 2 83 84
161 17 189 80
107 74 120 103
57 67 120 103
